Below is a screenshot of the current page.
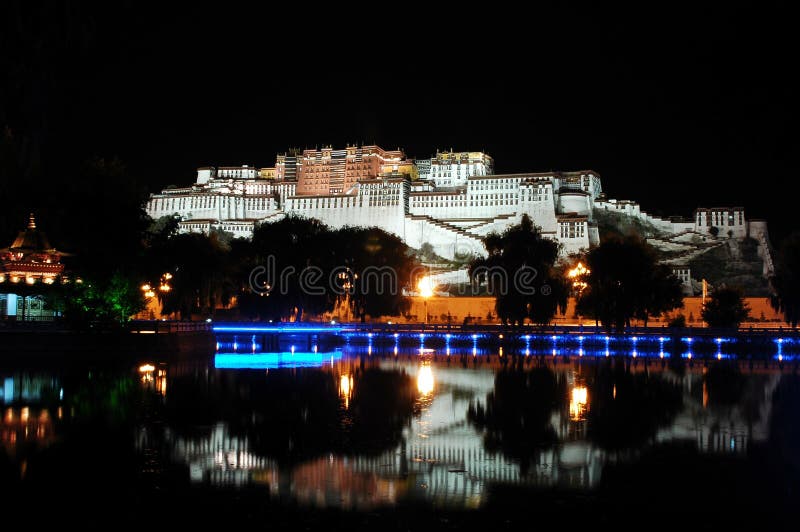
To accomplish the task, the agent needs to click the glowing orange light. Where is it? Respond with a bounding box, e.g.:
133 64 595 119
567 262 589 292
417 364 434 395
339 374 354 408
569 386 588 421
567 262 589 279
139 364 155 373
157 370 167 396
418 276 435 298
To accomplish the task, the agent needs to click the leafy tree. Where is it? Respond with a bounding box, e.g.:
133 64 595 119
52 271 145 329
142 230 238 319
701 286 750 328
770 231 800 327
242 215 335 321
636 263 685 326
469 214 568 326
334 226 414 322
668 314 686 328
103 271 146 324
238 217 416 322
418 242 437 261
144 214 181 247
577 235 683 332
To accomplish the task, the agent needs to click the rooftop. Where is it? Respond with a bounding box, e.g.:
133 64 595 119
5 214 55 253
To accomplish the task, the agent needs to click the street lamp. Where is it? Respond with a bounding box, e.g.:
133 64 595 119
141 283 155 299
418 276 435 325
567 262 589 294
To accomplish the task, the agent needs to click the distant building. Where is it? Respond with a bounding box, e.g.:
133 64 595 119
145 147 771 272
427 150 493 187
695 207 746 238
0 214 67 320
196 165 259 185
294 145 413 196
414 158 431 180
275 150 300 182
217 165 258 179
672 266 694 295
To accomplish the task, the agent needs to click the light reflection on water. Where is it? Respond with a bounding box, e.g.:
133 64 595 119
0 343 791 511
1 373 63 459
133 343 786 510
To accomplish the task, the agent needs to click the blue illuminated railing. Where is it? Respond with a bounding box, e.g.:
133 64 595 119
215 351 342 369
211 322 800 360
213 325 343 333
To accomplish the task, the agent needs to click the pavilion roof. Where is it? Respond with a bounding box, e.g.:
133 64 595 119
0 214 67 256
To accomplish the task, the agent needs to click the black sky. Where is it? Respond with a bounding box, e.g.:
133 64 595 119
1 2 796 242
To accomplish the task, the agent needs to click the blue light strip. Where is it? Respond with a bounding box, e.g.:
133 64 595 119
213 326 342 333
215 351 342 369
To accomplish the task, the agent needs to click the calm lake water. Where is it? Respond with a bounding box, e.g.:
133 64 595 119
2 338 799 527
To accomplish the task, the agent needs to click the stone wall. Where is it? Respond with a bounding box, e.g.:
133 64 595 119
384 296 784 325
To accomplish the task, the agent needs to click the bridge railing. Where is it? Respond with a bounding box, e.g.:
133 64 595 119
334 321 800 338
128 320 212 334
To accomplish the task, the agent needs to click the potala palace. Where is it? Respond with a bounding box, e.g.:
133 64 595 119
146 145 773 290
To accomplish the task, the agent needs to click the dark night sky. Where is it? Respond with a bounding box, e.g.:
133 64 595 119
1 2 796 243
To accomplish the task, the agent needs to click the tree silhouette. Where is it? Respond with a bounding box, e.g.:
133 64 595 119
577 235 683 331
145 231 238 319
637 263 685 326
238 217 415 321
468 214 568 326
701 286 750 328
244 215 335 321
322 226 414 322
703 364 745 407
190 367 418 464
344 368 418 454
770 232 800 327
587 361 683 451
467 367 565 475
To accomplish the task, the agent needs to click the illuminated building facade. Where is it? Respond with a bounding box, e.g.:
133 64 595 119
0 214 67 320
145 147 771 266
275 150 300 182
295 145 412 196
425 150 494 187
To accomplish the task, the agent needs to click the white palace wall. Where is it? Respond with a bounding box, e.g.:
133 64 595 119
146 166 758 263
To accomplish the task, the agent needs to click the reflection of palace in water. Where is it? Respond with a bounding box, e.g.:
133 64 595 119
654 368 777 454
145 356 782 509
1 372 63 456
